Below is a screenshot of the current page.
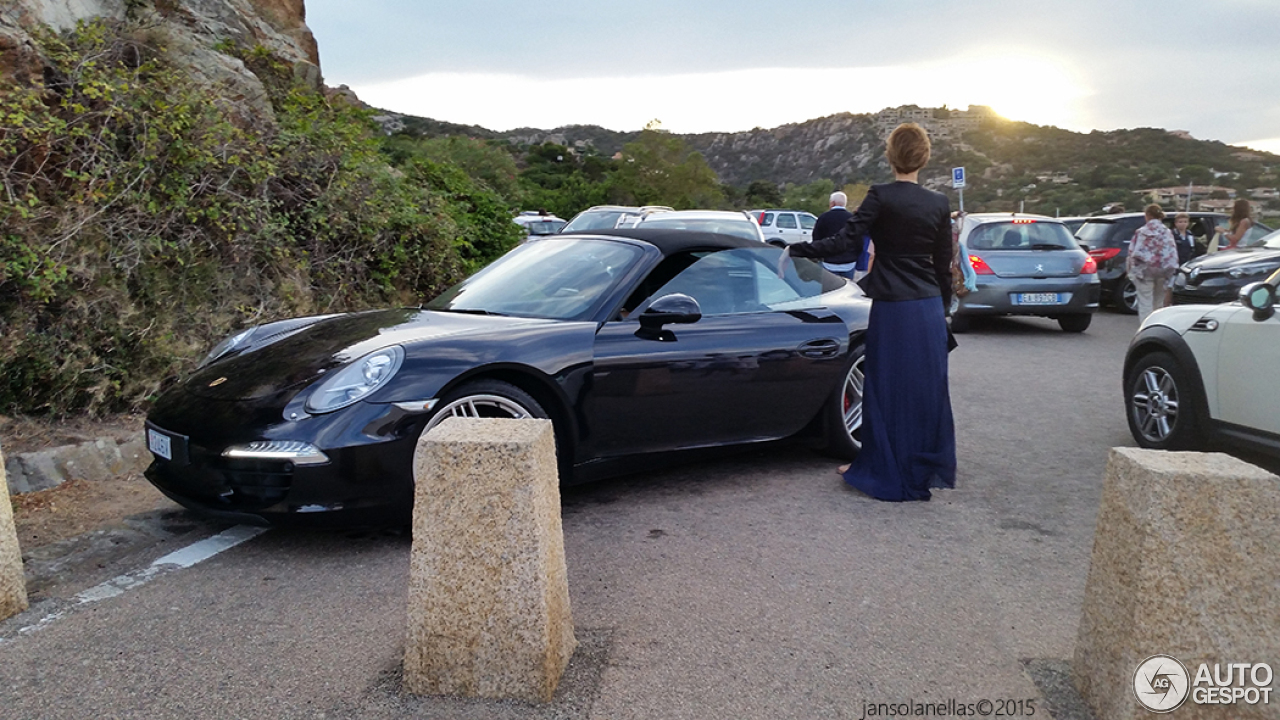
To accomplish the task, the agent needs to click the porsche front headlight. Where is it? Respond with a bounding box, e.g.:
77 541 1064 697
305 346 405 414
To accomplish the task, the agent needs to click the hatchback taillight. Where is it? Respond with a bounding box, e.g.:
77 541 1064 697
1088 247 1121 262
969 254 994 275
1081 256 1097 274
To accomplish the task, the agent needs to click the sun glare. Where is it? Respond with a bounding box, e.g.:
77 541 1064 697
928 52 1092 131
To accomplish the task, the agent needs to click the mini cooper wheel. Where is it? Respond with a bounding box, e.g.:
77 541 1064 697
423 379 549 434
821 346 865 460
1124 351 1200 450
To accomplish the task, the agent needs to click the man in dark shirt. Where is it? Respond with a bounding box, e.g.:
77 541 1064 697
811 192 861 279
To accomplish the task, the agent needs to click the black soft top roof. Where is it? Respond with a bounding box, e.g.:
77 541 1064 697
567 227 765 256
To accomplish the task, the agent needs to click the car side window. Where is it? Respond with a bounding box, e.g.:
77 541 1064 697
799 214 816 231
760 213 774 227
776 213 798 230
619 248 837 319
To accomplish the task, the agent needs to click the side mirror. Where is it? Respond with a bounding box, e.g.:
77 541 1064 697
640 293 701 330
635 294 701 341
1239 281 1276 322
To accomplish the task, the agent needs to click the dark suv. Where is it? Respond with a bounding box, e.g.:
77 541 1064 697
1074 212 1272 313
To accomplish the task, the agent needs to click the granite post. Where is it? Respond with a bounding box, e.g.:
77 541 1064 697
405 417 575 703
1074 447 1280 720
0 441 29 621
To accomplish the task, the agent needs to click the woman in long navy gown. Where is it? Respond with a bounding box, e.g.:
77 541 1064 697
785 123 956 501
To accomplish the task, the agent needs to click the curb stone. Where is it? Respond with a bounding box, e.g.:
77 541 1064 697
5 438 152 495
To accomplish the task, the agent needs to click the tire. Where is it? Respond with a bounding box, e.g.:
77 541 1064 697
1118 276 1138 314
1124 351 1201 450
820 346 865 460
423 379 549 435
949 313 972 333
1058 314 1092 333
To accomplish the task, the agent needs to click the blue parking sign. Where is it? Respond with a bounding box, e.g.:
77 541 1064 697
952 167 966 189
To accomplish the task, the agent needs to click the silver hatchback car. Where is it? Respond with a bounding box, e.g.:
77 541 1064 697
952 213 1101 333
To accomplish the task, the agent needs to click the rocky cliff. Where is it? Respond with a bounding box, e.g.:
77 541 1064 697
0 0 321 123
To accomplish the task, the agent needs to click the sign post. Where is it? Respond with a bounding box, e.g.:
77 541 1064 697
952 167 966 213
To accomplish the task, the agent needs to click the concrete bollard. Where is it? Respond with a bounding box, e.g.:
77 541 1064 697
1 441 30 621
404 417 576 703
1074 447 1280 720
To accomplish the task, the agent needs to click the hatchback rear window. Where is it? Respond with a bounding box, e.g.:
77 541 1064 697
967 221 1078 250
1076 218 1142 248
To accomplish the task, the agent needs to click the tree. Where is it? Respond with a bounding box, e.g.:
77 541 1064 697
1179 164 1213 185
610 129 724 208
781 179 836 215
743 179 782 208
842 183 871 209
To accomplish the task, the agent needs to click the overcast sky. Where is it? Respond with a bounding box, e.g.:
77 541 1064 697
305 0 1280 153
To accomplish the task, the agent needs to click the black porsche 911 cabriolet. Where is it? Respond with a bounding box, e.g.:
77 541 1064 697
144 228 872 525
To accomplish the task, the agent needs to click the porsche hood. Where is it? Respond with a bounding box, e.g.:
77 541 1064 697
182 309 549 402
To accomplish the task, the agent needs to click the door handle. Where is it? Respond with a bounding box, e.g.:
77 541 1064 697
797 338 840 359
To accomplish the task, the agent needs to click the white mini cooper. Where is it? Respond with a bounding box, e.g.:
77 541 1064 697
1123 269 1280 456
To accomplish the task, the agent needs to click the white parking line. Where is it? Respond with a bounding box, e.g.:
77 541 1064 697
4 525 268 641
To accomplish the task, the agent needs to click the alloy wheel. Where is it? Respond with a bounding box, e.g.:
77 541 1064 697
1131 367 1179 443
842 355 865 449
1122 279 1139 313
424 393 536 433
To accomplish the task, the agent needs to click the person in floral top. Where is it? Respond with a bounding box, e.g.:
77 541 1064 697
1126 204 1179 322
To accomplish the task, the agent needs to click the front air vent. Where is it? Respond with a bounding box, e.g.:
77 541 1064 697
1189 318 1219 332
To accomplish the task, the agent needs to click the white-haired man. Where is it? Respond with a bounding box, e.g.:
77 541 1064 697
810 191 865 280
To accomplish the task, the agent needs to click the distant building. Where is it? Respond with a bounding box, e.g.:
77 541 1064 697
1138 185 1237 206
1249 187 1279 200
1193 198 1262 214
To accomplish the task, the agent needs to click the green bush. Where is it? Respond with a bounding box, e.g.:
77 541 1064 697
0 20 520 416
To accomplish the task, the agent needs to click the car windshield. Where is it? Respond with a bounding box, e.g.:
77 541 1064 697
1259 228 1280 249
967 221 1078 250
639 217 761 242
426 238 642 320
522 220 565 236
1237 222 1275 248
562 210 635 233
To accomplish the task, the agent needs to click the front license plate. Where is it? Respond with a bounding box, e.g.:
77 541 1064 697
147 428 172 460
1016 292 1062 305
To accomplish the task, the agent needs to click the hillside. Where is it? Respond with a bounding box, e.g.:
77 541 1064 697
0 4 522 417
382 105 1280 218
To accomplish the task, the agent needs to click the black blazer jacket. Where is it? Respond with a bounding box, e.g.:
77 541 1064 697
790 181 952 306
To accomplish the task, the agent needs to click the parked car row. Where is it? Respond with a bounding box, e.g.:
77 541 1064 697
148 192 1279 528
1073 211 1272 313
528 206 821 248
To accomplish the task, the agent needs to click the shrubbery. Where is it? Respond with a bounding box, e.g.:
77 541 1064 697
0 20 521 417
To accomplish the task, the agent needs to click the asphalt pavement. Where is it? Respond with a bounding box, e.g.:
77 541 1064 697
0 311 1172 719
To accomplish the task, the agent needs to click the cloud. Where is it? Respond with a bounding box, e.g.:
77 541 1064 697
309 0 1280 145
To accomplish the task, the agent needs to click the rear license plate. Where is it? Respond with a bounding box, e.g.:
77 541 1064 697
147 428 173 460
1016 292 1062 305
